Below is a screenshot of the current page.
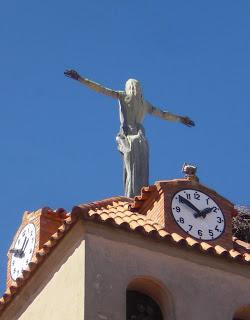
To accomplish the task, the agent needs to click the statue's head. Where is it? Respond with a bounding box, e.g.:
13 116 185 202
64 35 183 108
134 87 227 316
125 79 143 97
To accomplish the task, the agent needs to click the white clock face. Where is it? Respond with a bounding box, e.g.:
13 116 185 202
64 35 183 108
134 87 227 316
171 189 225 241
10 223 36 280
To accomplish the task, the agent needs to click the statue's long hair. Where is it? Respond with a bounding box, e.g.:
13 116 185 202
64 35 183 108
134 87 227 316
124 79 144 106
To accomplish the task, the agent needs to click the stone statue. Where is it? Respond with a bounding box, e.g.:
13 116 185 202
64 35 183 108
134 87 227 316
64 70 195 198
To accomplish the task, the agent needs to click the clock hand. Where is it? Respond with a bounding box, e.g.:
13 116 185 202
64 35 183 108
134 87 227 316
9 248 23 257
19 237 28 258
21 237 27 250
9 238 26 257
23 239 29 253
194 207 214 218
178 195 201 216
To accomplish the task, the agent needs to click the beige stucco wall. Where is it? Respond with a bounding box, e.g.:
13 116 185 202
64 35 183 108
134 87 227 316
84 222 250 320
1 222 85 320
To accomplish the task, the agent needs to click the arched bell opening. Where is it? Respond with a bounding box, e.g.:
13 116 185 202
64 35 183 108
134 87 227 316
233 304 250 320
126 276 175 320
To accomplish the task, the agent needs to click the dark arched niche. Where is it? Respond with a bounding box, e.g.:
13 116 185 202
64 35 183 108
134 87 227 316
127 290 163 320
127 276 175 320
233 305 250 320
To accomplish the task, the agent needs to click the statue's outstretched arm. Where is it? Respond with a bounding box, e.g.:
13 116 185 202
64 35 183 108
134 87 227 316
64 69 122 99
146 101 195 127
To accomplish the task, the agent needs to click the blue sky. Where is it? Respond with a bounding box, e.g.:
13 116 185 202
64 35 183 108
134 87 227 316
0 1 249 294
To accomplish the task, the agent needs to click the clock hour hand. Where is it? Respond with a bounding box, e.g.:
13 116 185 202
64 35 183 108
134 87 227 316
178 195 201 216
194 207 214 218
9 248 23 257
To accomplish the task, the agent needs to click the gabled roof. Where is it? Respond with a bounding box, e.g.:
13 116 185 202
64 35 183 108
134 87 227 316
0 196 249 314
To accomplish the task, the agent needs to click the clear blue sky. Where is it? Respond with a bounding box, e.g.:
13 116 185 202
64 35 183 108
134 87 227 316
0 0 249 294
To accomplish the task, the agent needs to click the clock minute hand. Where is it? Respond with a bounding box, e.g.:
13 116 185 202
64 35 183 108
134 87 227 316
178 195 201 216
19 237 28 258
23 239 29 253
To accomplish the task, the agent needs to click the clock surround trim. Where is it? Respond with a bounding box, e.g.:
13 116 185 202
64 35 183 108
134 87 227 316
171 188 226 241
6 207 68 290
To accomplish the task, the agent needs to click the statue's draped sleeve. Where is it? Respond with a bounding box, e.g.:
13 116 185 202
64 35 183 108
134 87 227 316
145 100 181 122
78 76 123 99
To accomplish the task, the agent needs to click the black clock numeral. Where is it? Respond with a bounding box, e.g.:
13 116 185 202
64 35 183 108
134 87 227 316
206 198 210 205
179 217 184 224
217 217 223 223
188 224 193 231
186 193 191 200
194 192 200 200
198 229 203 237
209 229 214 237
175 206 181 213
213 207 218 213
215 225 220 232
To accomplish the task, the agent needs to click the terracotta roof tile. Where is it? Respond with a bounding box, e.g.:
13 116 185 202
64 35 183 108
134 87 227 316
214 245 228 256
229 250 242 259
0 196 249 315
233 237 250 253
243 253 250 262
113 216 125 225
142 224 156 233
128 220 141 230
200 242 213 252
186 237 199 247
171 233 185 243
158 230 170 237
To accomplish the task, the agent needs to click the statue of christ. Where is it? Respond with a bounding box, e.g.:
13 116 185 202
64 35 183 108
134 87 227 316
64 70 195 198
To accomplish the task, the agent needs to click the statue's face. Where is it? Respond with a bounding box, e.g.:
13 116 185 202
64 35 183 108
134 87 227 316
125 79 142 97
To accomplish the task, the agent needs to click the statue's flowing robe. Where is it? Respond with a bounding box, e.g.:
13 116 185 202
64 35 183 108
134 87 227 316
116 94 149 198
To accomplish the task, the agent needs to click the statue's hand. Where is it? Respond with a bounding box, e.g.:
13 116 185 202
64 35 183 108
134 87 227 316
180 116 195 127
64 69 80 81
